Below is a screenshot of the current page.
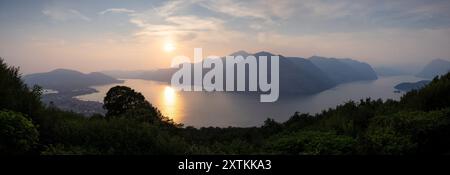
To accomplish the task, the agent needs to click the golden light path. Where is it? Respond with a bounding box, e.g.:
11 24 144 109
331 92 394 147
164 86 176 106
160 86 179 122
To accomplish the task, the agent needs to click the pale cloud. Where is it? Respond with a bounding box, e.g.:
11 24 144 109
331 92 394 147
42 8 91 22
153 0 187 17
99 8 136 15
123 0 450 60
129 19 147 28
302 1 357 19
199 0 296 22
128 0 232 43
7 0 447 73
166 16 223 31
249 23 263 30
200 0 271 21
253 27 450 65
291 0 450 30
132 15 227 41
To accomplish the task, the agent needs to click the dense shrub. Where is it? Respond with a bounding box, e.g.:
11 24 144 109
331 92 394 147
0 110 39 154
363 109 450 154
38 109 188 155
268 131 356 155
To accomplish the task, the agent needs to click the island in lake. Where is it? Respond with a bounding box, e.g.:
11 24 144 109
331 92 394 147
394 80 431 92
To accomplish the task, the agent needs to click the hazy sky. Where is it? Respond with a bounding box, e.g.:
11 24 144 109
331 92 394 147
1 0 450 74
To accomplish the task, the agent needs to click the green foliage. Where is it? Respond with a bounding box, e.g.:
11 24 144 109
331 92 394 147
363 127 416 155
0 58 42 118
267 131 356 155
401 73 450 111
363 109 450 154
0 110 39 154
104 86 154 117
41 144 99 155
38 108 188 155
313 99 385 136
282 112 317 131
261 118 283 134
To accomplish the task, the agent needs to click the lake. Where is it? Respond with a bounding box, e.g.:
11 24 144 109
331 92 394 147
75 75 425 127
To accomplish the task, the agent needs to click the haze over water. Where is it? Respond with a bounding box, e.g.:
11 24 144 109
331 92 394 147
76 75 424 127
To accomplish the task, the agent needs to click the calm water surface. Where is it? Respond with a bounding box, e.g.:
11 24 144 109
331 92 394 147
76 76 425 127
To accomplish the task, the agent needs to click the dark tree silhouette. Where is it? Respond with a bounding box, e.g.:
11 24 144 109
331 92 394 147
103 85 168 125
0 58 42 118
104 86 151 116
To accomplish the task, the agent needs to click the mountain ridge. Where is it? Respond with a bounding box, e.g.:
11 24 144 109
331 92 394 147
416 59 450 79
23 69 124 91
129 51 377 95
309 56 378 84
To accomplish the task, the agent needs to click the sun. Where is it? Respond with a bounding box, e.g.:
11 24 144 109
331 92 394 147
164 42 176 52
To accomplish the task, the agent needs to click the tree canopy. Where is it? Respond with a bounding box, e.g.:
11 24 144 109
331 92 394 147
104 86 151 117
0 110 39 154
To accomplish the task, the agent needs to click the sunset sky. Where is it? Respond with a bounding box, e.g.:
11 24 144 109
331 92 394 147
1 0 450 74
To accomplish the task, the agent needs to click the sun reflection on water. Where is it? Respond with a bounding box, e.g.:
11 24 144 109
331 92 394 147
164 86 176 106
160 86 180 122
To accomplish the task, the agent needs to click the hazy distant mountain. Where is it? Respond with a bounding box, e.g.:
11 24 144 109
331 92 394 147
139 68 178 82
394 80 430 92
23 69 123 91
416 59 450 79
100 51 377 95
101 70 147 79
309 56 378 84
230 50 251 57
254 52 336 94
136 51 336 94
374 66 408 76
